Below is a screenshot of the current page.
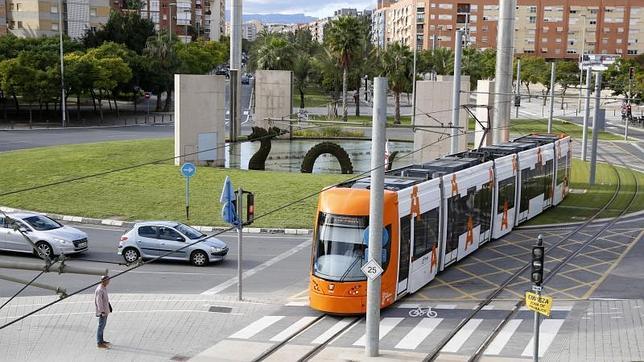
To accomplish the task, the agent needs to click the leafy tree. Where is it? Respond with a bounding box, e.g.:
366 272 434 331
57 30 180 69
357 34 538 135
143 33 180 111
555 60 579 109
83 11 156 54
604 56 643 104
418 48 454 76
516 55 547 102
380 42 413 124
84 43 133 117
176 40 227 74
325 16 365 121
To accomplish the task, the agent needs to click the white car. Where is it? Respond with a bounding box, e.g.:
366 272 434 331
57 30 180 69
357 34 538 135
0 212 88 258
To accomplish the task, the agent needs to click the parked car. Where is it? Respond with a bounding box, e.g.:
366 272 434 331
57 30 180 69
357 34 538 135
0 212 88 258
118 221 228 266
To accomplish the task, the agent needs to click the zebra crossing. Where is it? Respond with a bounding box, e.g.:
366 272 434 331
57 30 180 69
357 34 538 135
224 303 572 358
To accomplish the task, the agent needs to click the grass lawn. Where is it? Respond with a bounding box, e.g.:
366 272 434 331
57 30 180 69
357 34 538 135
0 139 346 229
293 87 333 108
1 140 640 228
526 159 642 225
468 118 624 141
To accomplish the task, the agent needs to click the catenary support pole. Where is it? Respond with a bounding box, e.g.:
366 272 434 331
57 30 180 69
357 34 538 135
492 0 516 144
366 77 387 357
58 0 66 128
237 187 243 301
229 0 242 141
411 3 418 129
582 67 592 161
451 29 463 154
548 62 556 133
516 59 521 118
625 69 632 141
589 72 601 185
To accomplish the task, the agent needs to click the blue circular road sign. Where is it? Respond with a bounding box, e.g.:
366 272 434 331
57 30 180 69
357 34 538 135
181 162 196 178
363 227 390 246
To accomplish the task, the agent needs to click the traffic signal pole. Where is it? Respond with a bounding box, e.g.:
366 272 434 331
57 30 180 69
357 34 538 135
237 187 243 301
531 234 544 362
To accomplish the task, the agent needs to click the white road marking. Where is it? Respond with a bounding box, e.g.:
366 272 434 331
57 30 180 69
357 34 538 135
484 319 523 355
201 240 310 295
521 319 565 357
269 316 317 342
285 301 309 307
229 316 284 339
395 318 443 350
352 318 404 346
441 319 483 353
520 305 572 311
312 318 354 344
435 304 457 309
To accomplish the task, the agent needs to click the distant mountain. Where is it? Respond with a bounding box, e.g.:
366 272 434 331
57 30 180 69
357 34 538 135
225 12 316 24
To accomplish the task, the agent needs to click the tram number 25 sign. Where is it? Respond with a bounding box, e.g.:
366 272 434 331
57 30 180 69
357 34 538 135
525 292 553 317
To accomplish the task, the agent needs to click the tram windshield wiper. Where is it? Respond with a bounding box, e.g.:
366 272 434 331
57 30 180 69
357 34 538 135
339 255 363 282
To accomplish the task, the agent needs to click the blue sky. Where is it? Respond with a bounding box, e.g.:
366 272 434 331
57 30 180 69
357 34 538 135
244 0 375 18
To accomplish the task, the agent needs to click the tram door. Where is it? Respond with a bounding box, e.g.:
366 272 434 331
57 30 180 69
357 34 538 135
408 180 441 293
397 215 411 296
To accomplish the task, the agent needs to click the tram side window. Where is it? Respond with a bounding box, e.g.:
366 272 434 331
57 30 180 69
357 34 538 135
447 193 469 254
497 176 516 214
413 208 439 261
544 159 554 198
399 216 411 283
556 154 567 185
520 168 532 213
476 183 493 233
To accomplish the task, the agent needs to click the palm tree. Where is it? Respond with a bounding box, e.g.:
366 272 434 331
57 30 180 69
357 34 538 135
325 16 364 121
381 42 413 124
253 33 295 71
293 55 311 109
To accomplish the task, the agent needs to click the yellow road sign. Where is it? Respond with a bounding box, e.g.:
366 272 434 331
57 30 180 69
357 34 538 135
525 291 553 317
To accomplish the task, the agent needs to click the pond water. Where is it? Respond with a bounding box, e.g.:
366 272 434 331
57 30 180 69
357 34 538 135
225 139 414 174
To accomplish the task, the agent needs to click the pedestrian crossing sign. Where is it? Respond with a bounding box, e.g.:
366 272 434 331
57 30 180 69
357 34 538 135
525 292 553 317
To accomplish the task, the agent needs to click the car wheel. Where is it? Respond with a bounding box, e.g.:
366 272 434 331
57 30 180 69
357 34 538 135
123 247 141 263
35 241 54 259
190 250 208 266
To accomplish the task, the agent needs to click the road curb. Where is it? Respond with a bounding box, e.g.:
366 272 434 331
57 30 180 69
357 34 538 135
0 121 173 132
0 205 312 235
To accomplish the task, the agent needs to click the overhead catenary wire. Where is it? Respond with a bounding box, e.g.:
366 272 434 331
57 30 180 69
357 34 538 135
0 123 526 329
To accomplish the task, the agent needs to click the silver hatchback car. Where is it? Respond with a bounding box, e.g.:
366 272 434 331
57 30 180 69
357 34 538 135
118 221 228 266
0 212 88 257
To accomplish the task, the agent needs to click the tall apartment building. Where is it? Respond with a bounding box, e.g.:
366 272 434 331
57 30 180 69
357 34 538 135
302 8 372 44
373 0 644 58
137 0 224 41
4 0 110 38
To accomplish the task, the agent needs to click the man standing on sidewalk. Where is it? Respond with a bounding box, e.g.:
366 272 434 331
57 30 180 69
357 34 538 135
95 275 111 349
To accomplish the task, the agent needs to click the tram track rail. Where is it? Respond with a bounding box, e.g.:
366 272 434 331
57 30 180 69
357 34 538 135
251 314 361 362
423 157 640 362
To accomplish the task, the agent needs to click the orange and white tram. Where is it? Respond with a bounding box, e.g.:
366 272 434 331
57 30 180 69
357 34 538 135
309 134 572 314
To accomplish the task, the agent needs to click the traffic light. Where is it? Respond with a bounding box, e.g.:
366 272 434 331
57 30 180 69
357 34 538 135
245 192 254 226
629 67 634 80
514 95 521 107
531 245 545 285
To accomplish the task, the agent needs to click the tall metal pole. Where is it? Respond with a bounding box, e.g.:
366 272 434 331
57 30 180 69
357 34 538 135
548 62 556 133
451 29 463 154
589 72 601 185
516 59 521 118
625 69 632 141
366 77 387 357
237 187 243 301
577 15 586 113
411 0 418 128
58 0 66 128
431 34 437 51
582 67 592 161
230 0 242 142
492 0 516 144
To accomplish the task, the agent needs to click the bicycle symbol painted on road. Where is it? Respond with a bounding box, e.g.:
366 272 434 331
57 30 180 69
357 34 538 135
408 306 438 318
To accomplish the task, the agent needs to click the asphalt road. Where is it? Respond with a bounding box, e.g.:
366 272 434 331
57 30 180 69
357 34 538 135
0 223 311 299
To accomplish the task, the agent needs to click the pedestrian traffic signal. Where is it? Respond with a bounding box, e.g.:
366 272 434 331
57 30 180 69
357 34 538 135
245 192 254 226
531 245 545 285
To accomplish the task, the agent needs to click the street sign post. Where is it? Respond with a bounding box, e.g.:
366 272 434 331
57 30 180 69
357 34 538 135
220 176 243 300
180 163 196 219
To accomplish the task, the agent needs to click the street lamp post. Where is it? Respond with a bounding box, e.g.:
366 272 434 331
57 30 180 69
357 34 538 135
169 3 176 39
58 0 66 127
577 15 587 113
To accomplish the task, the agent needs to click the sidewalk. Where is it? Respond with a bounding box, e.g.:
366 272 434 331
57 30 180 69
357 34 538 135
0 293 283 362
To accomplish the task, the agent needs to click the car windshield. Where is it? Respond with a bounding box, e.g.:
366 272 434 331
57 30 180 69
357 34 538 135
22 215 62 231
313 213 368 282
175 223 205 240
